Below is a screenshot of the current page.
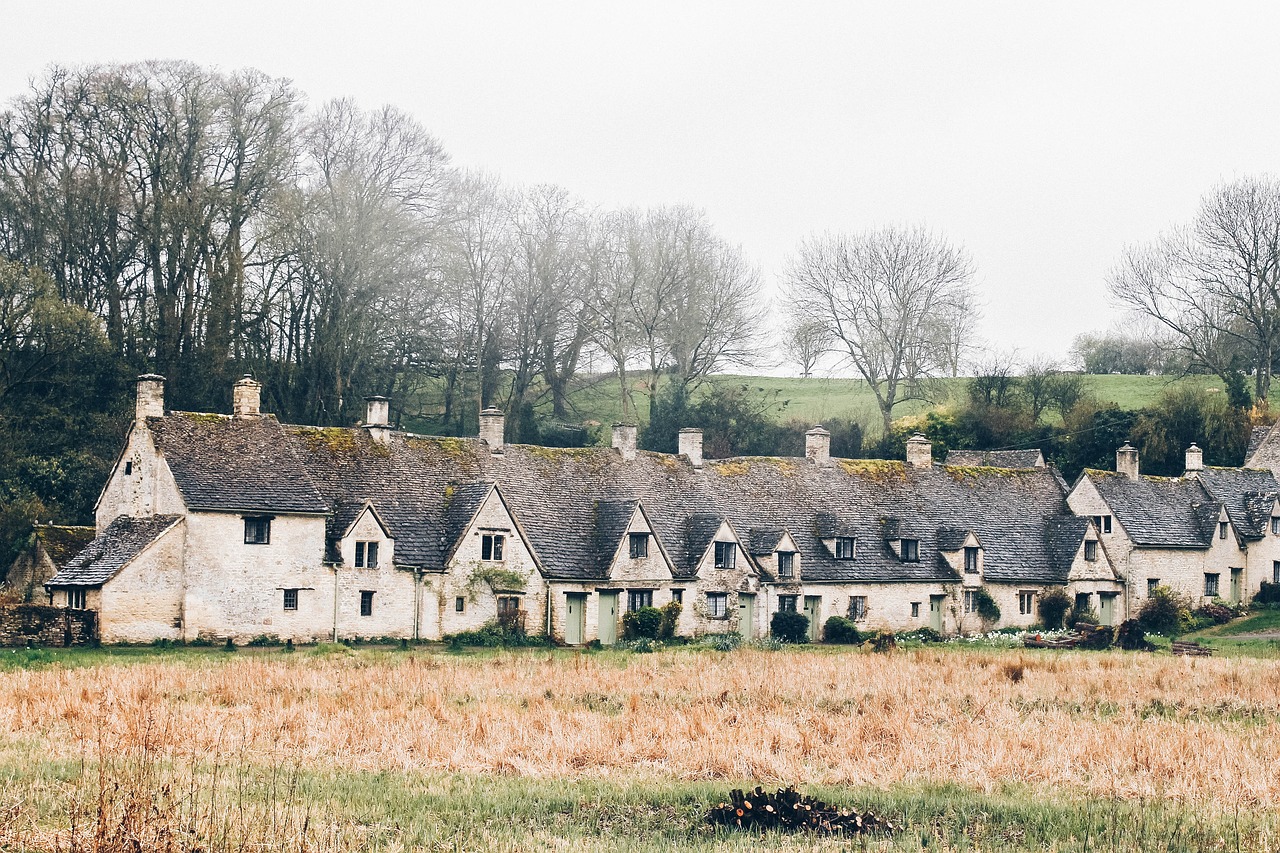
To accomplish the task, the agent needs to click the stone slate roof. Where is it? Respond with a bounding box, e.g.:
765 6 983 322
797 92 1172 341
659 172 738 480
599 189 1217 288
149 414 326 514
935 528 973 551
1246 426 1271 464
1085 471 1215 548
747 528 786 556
944 449 1044 468
1246 424 1280 470
1195 467 1280 540
33 525 96 567
48 515 182 588
1044 516 1089 580
595 500 639 571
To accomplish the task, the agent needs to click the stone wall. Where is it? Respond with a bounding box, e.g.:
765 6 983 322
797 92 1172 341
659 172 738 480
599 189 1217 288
0 604 97 646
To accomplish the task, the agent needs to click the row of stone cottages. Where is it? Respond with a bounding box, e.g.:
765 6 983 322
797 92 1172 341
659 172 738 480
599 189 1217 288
35 375 1280 645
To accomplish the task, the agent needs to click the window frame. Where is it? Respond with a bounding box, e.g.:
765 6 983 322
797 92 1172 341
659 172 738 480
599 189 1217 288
1219 521 1229 541
1205 573 1220 597
777 594 798 613
1274 561 1280 585
1147 578 1160 596
244 516 272 545
1018 591 1034 616
963 589 978 614
706 592 728 618
1272 517 1280 536
481 533 505 562
628 532 649 559
849 595 867 621
963 546 979 573
455 596 465 612
713 541 736 569
67 588 87 610
671 588 684 605
355 541 380 568
900 539 920 563
777 551 795 578
627 589 653 611
833 537 856 560
910 601 920 618
497 595 521 617
282 588 298 611
1084 540 1098 562
359 590 374 617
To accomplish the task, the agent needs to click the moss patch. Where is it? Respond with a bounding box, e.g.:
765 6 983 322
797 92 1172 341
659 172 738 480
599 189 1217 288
837 459 907 482
943 465 1022 481
297 427 359 455
710 460 751 477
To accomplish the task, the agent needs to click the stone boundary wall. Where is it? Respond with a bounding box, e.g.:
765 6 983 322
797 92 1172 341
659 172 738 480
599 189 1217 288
0 604 97 646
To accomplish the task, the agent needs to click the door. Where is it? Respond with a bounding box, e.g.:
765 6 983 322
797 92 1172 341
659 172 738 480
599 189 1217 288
1230 568 1243 604
738 593 755 640
1098 593 1115 627
598 592 617 645
929 595 944 632
803 596 822 642
565 593 586 645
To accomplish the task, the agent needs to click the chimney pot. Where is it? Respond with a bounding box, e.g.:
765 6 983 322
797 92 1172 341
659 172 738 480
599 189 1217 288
678 427 703 469
805 425 831 466
1116 442 1140 480
479 406 505 453
232 375 262 419
1185 442 1204 473
135 374 166 421
906 433 932 469
612 423 637 461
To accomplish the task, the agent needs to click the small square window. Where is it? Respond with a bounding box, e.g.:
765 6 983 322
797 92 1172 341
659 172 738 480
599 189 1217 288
849 595 867 621
67 588 87 610
1084 540 1098 562
901 539 919 562
283 588 298 611
963 547 979 573
244 517 271 545
834 537 856 560
359 590 374 617
713 541 736 569
629 533 649 559
777 552 795 578
627 589 653 611
481 534 505 561
1147 578 1160 596
910 601 920 618
1205 573 1220 597
455 596 465 612
497 596 520 617
706 592 728 618
778 594 798 613
671 588 684 605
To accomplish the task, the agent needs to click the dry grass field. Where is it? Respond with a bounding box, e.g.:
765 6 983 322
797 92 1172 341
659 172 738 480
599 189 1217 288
0 643 1279 851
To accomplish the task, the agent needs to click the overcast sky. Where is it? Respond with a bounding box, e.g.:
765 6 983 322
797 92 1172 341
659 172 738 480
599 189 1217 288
5 1 1280 368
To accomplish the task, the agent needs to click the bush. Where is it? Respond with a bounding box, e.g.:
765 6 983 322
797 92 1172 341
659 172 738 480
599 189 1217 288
1254 581 1280 606
702 632 742 651
1192 601 1236 627
1116 619 1153 651
1038 589 1071 630
973 588 1001 624
896 627 943 644
770 610 809 644
657 601 682 640
622 606 663 640
445 621 551 649
1137 585 1190 636
823 615 863 644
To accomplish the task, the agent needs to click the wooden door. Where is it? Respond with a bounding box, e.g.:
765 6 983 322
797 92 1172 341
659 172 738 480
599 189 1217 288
738 593 755 639
565 593 586 645
1098 593 1114 627
598 592 617 645
803 596 822 642
1230 568 1243 603
929 595 944 632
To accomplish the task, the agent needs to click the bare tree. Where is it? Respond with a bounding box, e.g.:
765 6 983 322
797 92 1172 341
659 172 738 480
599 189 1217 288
784 226 977 432
780 304 830 378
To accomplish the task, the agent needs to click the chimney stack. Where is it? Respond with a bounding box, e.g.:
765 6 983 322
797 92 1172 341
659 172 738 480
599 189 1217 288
805 425 831 466
232 375 262 419
479 406 505 453
1116 443 1140 480
135 374 165 422
365 396 391 445
1185 442 1203 473
678 428 703 469
906 433 933 469
612 423 637 461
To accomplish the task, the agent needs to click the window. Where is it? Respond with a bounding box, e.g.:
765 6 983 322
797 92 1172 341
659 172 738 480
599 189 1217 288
778 595 798 612
627 589 653 611
1019 591 1034 616
1147 578 1160 596
124 461 133 475
1273 517 1280 535
963 590 979 614
1092 515 1112 534
849 596 867 621
481 533 505 561
354 541 379 568
1219 522 1228 540
911 602 920 618
359 590 374 617
67 588 86 610
707 592 728 618
963 547 979 573
628 533 649 559
283 588 298 611
713 541 736 569
455 596 465 612
1084 540 1098 562
901 539 919 562
1205 573 1220 597
244 517 271 545
777 552 795 578
834 537 856 559
1275 562 1280 584
497 596 520 617
671 588 684 605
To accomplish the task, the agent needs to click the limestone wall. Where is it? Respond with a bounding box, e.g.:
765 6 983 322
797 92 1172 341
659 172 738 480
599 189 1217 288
0 604 96 646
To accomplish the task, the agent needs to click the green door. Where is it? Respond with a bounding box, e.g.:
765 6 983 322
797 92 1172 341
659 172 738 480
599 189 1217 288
1098 593 1115 627
565 593 586 645
803 596 822 642
929 595 944 632
738 593 755 640
598 592 618 645
1230 568 1243 603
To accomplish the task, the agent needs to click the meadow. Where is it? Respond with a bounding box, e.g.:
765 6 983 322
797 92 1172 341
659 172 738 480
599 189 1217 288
0 643 1279 851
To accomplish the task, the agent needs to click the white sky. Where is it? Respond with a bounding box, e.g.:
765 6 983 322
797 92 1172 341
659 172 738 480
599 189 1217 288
5 1 1280 368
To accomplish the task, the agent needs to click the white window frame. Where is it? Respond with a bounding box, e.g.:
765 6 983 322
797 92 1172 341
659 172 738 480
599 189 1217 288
354 541 379 568
67 588 87 610
481 533 505 561
283 588 298 611
713 542 736 569
1018 591 1034 616
627 589 653 611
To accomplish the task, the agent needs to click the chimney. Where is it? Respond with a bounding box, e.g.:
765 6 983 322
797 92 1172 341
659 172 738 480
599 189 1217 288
678 427 703 469
135 374 165 421
479 406 505 453
365 396 391 445
612 423 637 461
1116 443 1140 480
232 375 262 419
805 425 831 466
906 433 933 469
1185 443 1204 473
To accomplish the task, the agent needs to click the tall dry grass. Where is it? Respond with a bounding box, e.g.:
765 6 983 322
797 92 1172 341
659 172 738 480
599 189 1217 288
0 647 1276 810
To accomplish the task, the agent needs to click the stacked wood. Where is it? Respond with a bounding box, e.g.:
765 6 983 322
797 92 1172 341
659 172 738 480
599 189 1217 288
1172 640 1213 657
706 785 897 836
1024 632 1081 649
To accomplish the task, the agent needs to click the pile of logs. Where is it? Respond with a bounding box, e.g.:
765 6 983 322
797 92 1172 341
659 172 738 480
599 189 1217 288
1172 640 1214 657
1023 632 1080 649
706 786 897 836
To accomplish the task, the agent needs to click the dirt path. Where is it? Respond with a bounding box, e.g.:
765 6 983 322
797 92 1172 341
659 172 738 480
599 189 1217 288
1220 631 1280 641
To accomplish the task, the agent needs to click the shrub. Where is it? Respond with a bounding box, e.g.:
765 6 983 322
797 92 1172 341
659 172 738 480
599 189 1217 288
1254 581 1280 606
1116 619 1153 651
702 632 742 651
622 606 663 640
657 601 682 640
1038 589 1071 630
823 615 863 644
1069 603 1100 627
973 588 1001 624
896 627 943 644
770 610 809 644
445 620 551 649
1192 601 1236 627
1138 585 1190 636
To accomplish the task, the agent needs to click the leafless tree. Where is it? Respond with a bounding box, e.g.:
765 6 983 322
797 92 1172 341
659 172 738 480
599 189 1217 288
784 226 977 432
780 304 830 378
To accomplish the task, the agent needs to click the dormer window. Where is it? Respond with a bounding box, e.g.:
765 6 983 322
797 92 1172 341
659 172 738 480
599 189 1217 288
963 547 979 573
901 539 919 562
1092 515 1112 534
629 532 649 559
1084 540 1098 562
1219 522 1228 540
481 533 505 561
834 537 856 560
713 541 736 569
777 552 795 578
354 541 379 568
